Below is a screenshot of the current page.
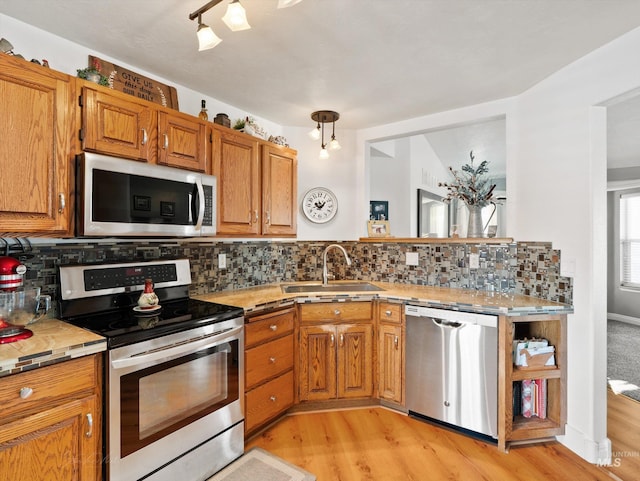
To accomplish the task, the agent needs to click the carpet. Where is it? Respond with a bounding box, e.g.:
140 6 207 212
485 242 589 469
607 319 640 402
207 447 316 481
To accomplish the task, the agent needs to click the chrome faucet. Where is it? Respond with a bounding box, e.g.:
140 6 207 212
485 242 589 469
322 244 352 285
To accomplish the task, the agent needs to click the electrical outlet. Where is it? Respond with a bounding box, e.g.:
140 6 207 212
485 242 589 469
218 253 227 269
406 252 419 266
469 253 480 269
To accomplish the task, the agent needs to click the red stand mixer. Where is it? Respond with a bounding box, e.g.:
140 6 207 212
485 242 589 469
0 255 50 344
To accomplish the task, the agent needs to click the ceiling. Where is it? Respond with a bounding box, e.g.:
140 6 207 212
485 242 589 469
2 0 640 132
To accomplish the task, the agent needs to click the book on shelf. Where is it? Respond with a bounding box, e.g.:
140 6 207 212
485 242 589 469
519 378 547 419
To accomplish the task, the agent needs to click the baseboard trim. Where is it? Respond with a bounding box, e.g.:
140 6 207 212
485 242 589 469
607 313 640 326
557 423 612 464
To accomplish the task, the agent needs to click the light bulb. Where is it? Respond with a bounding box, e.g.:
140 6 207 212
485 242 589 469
309 127 320 140
319 147 329 160
197 23 222 51
222 0 251 31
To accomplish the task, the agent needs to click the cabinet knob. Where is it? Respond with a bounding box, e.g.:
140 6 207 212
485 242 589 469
19 387 33 399
385 310 392 317
394 335 399 349
254 210 259 223
163 133 169 150
339 333 344 347
269 357 276 364
269 395 277 402
334 309 341 316
141 128 148 145
330 333 335 347
269 324 277 331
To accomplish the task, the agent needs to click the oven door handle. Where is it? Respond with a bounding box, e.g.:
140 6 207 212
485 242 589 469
110 326 242 370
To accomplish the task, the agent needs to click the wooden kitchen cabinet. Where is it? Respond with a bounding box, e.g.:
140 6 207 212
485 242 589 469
244 307 295 435
376 301 404 404
298 302 374 402
0 54 74 236
498 313 567 451
81 84 209 172
212 126 297 236
0 355 102 481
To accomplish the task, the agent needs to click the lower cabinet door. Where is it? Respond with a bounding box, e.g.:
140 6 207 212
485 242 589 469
378 323 403 403
337 323 374 399
0 395 99 481
299 325 337 401
245 370 294 434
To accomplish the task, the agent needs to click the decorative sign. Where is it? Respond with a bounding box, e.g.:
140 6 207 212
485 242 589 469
88 55 179 110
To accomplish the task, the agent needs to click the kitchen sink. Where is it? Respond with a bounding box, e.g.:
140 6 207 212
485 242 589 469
281 282 385 293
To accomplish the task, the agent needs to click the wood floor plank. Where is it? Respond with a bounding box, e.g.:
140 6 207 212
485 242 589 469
246 407 615 481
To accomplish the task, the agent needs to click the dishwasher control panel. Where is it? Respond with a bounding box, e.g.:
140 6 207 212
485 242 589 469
405 305 497 328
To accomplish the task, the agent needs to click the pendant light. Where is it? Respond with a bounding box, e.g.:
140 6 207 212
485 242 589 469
196 14 222 51
310 111 340 159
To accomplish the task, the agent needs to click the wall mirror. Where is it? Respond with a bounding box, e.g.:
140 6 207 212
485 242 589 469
369 115 507 238
417 189 448 237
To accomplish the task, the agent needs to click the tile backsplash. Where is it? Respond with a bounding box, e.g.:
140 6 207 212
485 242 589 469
17 239 572 317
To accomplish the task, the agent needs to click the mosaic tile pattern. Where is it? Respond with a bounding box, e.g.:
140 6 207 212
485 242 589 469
16 239 573 318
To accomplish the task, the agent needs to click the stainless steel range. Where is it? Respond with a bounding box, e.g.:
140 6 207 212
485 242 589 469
59 259 245 481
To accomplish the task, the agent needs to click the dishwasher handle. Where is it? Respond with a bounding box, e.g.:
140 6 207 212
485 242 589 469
431 318 463 329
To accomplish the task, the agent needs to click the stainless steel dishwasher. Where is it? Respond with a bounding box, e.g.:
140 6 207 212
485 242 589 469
405 305 498 440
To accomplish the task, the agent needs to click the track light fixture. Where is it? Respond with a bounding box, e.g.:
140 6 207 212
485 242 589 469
189 0 302 50
310 111 340 159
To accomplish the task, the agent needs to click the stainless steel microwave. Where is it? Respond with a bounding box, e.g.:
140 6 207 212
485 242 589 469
76 152 216 237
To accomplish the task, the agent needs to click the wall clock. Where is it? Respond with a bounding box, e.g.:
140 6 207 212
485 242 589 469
301 187 338 224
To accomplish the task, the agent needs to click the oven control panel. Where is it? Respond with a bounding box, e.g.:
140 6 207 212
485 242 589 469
84 264 177 291
59 258 192 300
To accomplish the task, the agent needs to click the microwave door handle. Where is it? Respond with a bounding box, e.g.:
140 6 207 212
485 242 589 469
194 178 205 230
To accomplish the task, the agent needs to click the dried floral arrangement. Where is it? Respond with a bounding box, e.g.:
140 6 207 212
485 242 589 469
439 151 496 207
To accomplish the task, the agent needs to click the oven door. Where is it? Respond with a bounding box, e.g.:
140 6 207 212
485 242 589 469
107 321 243 481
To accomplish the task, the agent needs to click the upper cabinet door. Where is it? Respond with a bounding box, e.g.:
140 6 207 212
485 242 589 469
261 144 297 236
212 129 261 235
157 111 207 173
0 56 74 235
81 86 155 162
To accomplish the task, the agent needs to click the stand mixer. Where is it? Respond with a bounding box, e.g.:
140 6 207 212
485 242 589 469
0 255 50 344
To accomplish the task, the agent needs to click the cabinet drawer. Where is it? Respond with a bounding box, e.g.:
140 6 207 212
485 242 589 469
245 370 294 433
245 308 295 348
0 356 98 420
378 302 403 324
245 334 294 389
300 302 372 323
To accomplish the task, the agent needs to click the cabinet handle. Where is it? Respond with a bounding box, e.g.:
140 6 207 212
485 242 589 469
58 193 66 214
269 356 276 364
385 310 392 317
330 333 335 347
334 309 341 316
269 395 277 402
394 336 399 349
163 133 169 150
141 128 148 145
265 211 270 225
254 210 259 223
19 387 33 399
339 333 344 347
248 210 252 224
269 324 277 331
86 413 93 438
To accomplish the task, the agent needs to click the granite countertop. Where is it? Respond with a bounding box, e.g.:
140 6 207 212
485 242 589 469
194 281 574 316
0 319 106 377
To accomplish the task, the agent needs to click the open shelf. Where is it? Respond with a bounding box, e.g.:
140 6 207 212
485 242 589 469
512 366 561 381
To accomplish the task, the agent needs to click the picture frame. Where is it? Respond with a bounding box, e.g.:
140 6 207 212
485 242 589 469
367 220 391 237
369 200 389 220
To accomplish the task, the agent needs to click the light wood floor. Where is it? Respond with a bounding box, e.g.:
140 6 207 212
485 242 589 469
607 389 640 481
246 407 615 481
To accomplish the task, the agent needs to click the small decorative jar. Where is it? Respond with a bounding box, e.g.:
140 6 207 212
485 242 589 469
137 279 159 309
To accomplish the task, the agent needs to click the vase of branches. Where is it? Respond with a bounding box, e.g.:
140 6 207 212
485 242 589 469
439 151 497 238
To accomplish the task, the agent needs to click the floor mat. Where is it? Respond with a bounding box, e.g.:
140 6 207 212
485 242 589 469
207 447 315 481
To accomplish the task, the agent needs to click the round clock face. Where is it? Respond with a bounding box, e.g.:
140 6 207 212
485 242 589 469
301 187 338 224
